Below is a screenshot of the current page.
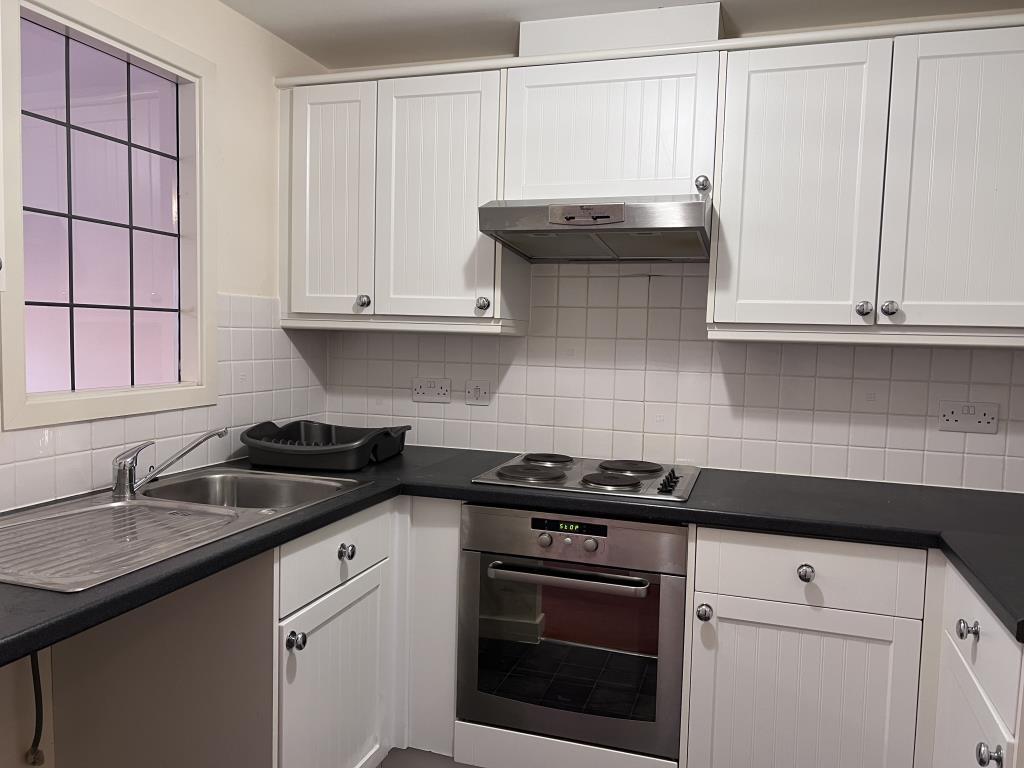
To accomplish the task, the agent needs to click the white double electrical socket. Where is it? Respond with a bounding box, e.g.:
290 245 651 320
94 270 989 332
937 400 999 434
412 377 451 403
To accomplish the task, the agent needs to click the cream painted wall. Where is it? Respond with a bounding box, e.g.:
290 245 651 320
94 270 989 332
81 0 326 297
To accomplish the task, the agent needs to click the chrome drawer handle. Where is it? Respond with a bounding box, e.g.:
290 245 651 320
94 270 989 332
285 631 308 652
977 742 1004 766
797 563 816 583
338 543 357 561
957 618 981 640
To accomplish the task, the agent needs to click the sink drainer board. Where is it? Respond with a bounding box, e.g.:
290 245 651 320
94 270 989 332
0 501 242 592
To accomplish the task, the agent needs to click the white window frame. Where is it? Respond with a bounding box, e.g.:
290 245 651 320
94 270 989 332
0 0 218 429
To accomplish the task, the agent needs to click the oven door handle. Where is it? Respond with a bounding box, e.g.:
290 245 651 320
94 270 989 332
486 561 650 598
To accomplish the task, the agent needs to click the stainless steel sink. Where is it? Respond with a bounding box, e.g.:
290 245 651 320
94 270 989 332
141 469 363 510
0 468 369 592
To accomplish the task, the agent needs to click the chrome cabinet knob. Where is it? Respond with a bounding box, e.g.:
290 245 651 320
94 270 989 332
696 603 714 622
537 532 553 548
356 294 371 308
957 618 981 640
475 296 491 311
337 543 357 561
977 742 1004 766
855 300 874 317
286 630 308 651
695 175 711 192
880 300 900 316
797 563 816 583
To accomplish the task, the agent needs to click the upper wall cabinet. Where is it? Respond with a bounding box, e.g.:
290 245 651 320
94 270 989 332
289 82 377 315
879 27 1024 329
712 40 892 325
375 72 500 318
504 54 720 200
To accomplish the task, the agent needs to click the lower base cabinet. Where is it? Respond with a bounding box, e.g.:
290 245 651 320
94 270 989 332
279 561 388 768
687 592 921 766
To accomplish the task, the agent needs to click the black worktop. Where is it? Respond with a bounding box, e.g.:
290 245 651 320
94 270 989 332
1 445 1023 668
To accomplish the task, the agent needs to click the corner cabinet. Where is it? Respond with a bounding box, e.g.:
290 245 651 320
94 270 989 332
280 73 530 334
709 28 1024 346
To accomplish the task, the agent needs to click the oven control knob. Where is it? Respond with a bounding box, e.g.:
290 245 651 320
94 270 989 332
537 532 553 548
582 538 598 553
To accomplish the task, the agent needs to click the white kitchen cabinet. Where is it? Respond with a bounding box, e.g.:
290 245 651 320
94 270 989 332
279 561 389 768
931 630 1016 768
878 27 1024 328
374 71 500 318
688 592 921 767
712 40 892 326
289 82 377 314
504 53 719 200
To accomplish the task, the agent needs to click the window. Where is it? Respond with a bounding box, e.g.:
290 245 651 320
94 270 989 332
1 2 217 429
21 17 181 393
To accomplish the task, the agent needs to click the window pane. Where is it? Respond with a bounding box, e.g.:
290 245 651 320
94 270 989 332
22 115 68 213
26 305 71 393
131 149 177 232
134 310 178 385
133 230 178 308
70 130 129 223
21 19 66 120
131 66 176 156
73 308 130 389
69 40 127 140
24 212 70 303
73 220 129 305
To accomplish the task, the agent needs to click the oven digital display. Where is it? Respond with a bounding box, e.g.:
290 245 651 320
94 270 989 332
531 518 608 537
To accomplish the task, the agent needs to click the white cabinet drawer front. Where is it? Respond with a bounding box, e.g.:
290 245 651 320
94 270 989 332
696 527 926 617
713 39 891 325
942 561 1023 733
280 503 392 617
688 592 921 768
933 629 1016 768
880 27 1024 328
505 53 719 199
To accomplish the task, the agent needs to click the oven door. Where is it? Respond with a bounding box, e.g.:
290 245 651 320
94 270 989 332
457 550 685 759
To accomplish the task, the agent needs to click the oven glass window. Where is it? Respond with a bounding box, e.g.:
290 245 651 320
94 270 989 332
475 558 659 721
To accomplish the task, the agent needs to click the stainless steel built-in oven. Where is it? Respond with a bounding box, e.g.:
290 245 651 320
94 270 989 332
457 506 688 760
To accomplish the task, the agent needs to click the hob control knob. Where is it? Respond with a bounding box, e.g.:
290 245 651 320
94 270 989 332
582 538 599 553
537 532 553 548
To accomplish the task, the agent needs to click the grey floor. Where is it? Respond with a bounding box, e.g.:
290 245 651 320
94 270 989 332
381 748 471 768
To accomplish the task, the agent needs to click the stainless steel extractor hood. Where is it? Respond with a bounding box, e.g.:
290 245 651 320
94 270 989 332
478 193 711 263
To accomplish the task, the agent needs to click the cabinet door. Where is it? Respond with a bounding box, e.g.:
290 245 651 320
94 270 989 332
713 41 892 325
279 561 386 768
375 72 499 318
932 630 1016 768
290 82 377 314
879 28 1024 327
688 592 921 767
505 53 719 200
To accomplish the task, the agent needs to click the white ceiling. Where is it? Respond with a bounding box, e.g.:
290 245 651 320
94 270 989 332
224 0 1019 69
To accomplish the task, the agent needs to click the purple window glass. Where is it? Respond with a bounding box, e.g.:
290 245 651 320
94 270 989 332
69 40 128 140
73 308 131 389
70 130 129 224
22 115 68 213
26 306 71 393
23 212 69 303
131 150 177 232
134 310 179 385
133 231 178 308
130 66 177 155
21 19 65 120
72 220 130 305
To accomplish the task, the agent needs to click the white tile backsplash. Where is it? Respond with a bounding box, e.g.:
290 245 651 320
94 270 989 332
0 293 328 513
325 265 1024 494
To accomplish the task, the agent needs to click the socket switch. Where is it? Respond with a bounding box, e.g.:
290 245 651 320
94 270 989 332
938 400 999 434
466 379 491 406
412 377 451 403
